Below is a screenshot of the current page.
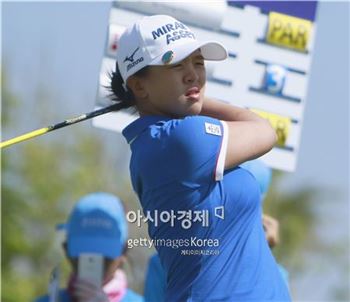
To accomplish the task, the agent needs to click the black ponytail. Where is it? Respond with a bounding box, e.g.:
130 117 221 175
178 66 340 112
106 63 149 112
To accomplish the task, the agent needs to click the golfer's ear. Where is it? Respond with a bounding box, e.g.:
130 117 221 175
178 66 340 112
127 76 148 99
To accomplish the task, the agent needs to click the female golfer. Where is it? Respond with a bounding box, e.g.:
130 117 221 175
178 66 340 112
109 15 290 301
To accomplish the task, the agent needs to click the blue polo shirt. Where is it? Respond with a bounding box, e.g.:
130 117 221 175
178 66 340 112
123 115 290 302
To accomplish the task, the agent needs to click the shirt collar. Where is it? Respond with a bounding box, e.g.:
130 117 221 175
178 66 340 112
122 115 171 144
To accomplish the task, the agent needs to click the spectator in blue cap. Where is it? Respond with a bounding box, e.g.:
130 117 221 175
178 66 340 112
35 192 143 302
241 160 289 284
240 159 272 199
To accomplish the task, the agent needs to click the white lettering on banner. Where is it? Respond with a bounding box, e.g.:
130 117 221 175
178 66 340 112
205 122 222 136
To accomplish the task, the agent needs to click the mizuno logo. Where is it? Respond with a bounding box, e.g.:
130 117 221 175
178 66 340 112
127 57 144 71
124 47 140 63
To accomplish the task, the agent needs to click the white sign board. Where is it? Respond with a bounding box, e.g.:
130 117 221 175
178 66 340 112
94 1 318 172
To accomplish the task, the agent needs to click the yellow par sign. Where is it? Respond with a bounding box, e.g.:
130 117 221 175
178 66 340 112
251 109 291 147
267 12 312 51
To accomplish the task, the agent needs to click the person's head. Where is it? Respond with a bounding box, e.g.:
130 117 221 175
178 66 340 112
109 14 227 118
240 160 272 199
63 192 128 284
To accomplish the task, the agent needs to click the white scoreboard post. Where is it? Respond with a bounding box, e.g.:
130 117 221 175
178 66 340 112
93 1 318 172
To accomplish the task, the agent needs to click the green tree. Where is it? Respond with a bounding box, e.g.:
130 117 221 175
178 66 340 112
263 171 317 270
264 172 349 301
1 72 149 301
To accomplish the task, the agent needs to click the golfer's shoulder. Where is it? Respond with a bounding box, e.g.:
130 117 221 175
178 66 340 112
165 115 222 141
140 115 223 156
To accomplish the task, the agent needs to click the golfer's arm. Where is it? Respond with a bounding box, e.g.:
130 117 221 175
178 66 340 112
200 97 262 122
201 97 277 169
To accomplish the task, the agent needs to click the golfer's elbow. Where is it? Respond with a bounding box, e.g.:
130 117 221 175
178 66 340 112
261 119 277 152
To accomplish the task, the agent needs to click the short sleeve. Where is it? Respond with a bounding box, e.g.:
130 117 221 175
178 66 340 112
166 116 228 183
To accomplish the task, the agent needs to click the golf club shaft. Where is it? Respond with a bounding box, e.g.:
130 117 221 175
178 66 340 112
0 104 119 149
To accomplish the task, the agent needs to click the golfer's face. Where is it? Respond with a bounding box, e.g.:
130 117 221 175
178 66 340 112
141 49 206 118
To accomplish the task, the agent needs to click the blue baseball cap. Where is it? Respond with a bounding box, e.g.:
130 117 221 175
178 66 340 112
66 192 127 259
240 160 272 195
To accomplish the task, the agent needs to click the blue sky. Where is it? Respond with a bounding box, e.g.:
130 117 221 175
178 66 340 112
2 2 349 300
